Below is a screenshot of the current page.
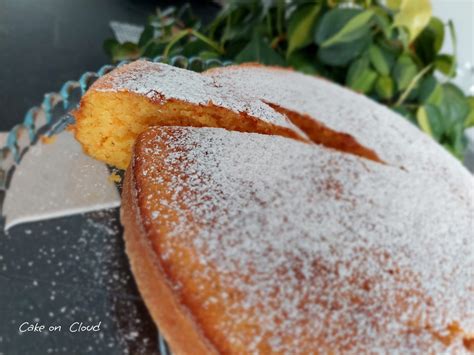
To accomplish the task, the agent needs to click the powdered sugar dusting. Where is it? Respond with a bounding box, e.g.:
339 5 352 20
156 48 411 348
91 60 296 131
207 65 472 181
135 127 474 354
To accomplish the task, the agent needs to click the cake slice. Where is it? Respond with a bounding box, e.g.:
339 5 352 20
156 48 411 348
72 61 306 169
121 126 474 354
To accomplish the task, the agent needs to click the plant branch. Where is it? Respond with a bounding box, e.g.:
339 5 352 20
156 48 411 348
163 29 190 58
191 30 225 54
447 20 457 78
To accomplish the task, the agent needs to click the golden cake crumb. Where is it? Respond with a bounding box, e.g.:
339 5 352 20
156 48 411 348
108 172 122 183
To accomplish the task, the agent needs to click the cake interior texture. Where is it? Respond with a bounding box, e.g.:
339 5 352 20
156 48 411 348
74 91 383 169
74 91 305 170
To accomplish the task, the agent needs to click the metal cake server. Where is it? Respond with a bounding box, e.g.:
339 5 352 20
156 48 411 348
2 130 120 230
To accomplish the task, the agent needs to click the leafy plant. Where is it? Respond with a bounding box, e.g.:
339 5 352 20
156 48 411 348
104 0 474 160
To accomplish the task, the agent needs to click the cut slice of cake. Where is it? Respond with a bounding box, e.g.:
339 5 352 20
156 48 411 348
72 61 307 169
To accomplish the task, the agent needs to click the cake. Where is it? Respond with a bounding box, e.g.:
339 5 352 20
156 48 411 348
73 60 474 353
122 126 473 353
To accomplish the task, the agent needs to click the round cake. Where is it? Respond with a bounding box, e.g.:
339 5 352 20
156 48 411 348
73 61 474 353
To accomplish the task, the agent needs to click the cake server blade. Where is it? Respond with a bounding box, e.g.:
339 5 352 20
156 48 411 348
2 130 120 231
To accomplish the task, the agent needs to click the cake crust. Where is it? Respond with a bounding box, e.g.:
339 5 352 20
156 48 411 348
121 148 218 355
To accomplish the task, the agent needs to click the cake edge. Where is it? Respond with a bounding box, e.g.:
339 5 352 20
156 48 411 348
121 146 218 355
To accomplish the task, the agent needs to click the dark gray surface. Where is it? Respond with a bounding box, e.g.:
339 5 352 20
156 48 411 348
0 208 160 355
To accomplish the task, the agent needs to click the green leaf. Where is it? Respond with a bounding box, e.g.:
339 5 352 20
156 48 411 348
315 8 362 45
369 44 392 76
103 38 120 58
416 104 443 140
435 84 470 158
163 30 189 58
217 7 262 43
394 0 432 42
435 54 455 77
235 34 285 65
418 75 443 105
393 55 418 91
314 7 372 64
377 37 403 58
375 75 394 99
141 42 166 58
320 10 374 47
346 56 378 93
287 51 318 74
447 20 458 72
416 106 432 136
372 7 392 38
110 42 141 62
447 122 467 159
317 36 371 67
138 25 155 48
182 38 211 57
414 17 445 64
287 2 321 56
430 17 445 53
393 105 416 122
465 97 474 128
386 0 402 10
191 30 224 54
438 83 470 126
